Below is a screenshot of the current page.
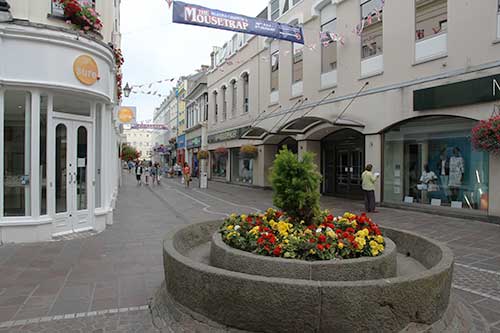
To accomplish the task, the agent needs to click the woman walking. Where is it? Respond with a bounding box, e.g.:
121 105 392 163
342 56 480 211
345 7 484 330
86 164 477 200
135 161 143 186
362 164 379 213
183 162 191 188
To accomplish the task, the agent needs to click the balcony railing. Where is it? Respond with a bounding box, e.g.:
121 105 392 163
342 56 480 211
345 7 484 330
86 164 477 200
291 81 303 97
361 54 383 77
321 70 337 89
415 32 447 63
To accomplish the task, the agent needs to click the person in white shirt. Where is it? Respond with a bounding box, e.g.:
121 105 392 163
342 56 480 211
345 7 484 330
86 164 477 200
420 164 438 203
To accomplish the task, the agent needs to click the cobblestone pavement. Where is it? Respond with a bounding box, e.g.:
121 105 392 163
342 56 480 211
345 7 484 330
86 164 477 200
0 173 499 331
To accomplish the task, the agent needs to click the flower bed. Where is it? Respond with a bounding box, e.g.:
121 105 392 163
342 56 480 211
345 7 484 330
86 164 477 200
220 208 385 261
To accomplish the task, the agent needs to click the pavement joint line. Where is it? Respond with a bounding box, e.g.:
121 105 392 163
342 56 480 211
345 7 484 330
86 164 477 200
173 188 229 217
455 262 500 277
0 305 149 328
453 284 500 302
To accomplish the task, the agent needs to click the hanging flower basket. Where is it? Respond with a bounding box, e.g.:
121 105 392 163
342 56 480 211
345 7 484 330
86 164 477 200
240 145 258 159
471 115 500 154
55 0 103 33
215 147 228 155
197 150 209 160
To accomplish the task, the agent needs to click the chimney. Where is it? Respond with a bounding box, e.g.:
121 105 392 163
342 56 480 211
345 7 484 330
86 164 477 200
201 65 209 72
210 52 215 69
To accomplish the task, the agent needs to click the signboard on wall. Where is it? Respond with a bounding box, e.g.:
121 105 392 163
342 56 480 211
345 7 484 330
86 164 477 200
414 74 500 111
73 55 99 86
187 136 202 149
208 126 250 144
117 107 137 124
172 1 304 44
177 134 186 148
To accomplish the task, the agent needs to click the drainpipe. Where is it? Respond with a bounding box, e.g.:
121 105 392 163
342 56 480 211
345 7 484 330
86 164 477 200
0 1 12 22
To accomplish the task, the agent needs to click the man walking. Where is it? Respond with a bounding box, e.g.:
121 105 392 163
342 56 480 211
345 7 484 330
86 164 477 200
362 164 379 213
135 161 143 186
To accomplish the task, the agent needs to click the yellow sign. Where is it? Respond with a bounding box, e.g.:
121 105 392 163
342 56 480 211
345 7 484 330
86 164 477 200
73 55 99 85
118 107 136 124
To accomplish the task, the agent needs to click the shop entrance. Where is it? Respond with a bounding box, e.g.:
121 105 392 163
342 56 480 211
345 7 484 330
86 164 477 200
322 129 364 199
53 118 93 235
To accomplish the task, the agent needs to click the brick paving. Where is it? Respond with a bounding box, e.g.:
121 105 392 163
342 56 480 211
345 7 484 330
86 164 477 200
0 173 498 331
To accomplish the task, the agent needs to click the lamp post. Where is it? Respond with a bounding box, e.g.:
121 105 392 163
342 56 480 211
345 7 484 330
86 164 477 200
123 83 132 98
0 0 12 22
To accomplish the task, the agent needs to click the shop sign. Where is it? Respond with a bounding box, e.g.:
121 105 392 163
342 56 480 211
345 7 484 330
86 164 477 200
131 123 169 130
208 126 250 144
187 136 202 149
177 134 186 148
117 107 136 124
73 55 99 86
414 74 500 111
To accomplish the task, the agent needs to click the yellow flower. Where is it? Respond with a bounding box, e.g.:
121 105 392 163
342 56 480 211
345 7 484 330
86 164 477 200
300 220 305 224
309 249 316 255
369 240 378 249
226 225 234 231
249 226 260 236
351 221 357 227
371 248 379 256
376 235 384 244
240 214 247 220
338 242 344 249
355 237 366 249
277 221 292 237
269 220 277 230
356 228 369 238
304 229 312 235
326 230 336 239
284 239 289 244
230 213 237 219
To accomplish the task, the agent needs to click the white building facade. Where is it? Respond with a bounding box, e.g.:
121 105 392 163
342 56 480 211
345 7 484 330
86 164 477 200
206 0 500 222
123 128 153 161
0 1 122 242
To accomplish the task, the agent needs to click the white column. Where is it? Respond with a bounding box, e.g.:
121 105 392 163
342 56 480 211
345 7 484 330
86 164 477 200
47 95 55 217
25 92 32 216
0 89 4 218
365 134 382 203
31 91 41 218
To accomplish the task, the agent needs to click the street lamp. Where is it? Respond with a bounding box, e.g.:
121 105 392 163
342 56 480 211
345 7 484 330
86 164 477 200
123 82 132 98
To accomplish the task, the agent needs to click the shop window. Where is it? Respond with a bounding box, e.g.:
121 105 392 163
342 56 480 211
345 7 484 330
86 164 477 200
231 149 254 184
53 94 91 116
40 95 48 215
211 152 227 178
3 91 31 217
321 5 338 73
271 49 280 92
415 0 447 41
383 116 489 211
292 42 303 83
361 0 383 60
242 73 249 113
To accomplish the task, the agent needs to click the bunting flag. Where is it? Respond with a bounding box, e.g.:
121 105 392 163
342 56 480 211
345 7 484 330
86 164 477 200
320 32 345 46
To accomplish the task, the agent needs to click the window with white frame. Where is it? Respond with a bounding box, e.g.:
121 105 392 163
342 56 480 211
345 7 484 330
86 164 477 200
204 93 209 121
415 0 447 41
361 0 384 59
231 80 237 115
270 0 280 20
243 73 249 113
283 0 290 14
213 91 218 122
222 86 227 121
321 4 338 73
292 43 303 83
271 48 280 92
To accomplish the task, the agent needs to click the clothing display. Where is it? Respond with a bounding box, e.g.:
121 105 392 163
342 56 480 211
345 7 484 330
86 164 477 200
448 156 464 187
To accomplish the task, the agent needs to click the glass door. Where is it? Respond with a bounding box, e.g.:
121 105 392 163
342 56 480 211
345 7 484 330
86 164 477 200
53 119 92 235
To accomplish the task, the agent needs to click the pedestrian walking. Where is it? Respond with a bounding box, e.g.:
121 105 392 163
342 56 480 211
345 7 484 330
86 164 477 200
183 162 191 188
362 164 380 213
135 162 143 186
151 162 158 185
144 161 152 186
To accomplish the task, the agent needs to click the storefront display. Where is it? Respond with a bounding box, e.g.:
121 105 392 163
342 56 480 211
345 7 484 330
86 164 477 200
231 149 254 184
383 116 489 211
211 151 227 178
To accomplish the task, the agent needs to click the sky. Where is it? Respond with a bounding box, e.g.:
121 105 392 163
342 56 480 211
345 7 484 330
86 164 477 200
120 0 269 122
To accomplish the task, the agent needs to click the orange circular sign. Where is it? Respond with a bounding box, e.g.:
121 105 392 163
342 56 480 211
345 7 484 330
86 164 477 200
73 55 99 85
118 107 134 123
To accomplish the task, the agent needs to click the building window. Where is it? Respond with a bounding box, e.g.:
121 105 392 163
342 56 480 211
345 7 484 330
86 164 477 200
415 0 447 41
243 73 249 113
40 95 48 215
283 0 290 14
383 116 489 211
231 149 254 184
231 80 237 115
213 91 218 122
292 43 303 83
271 49 280 92
361 0 384 59
270 0 280 20
211 152 227 178
204 93 209 121
222 86 227 121
321 5 337 73
3 91 31 217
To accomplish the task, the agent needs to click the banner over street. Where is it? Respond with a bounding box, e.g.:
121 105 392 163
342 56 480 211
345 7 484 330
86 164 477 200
172 1 304 44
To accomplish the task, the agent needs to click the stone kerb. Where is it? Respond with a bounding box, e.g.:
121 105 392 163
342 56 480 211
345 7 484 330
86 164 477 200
210 231 398 281
162 221 454 333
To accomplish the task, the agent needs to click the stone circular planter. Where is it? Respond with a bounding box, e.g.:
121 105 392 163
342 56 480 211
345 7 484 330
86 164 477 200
210 232 397 281
160 220 454 333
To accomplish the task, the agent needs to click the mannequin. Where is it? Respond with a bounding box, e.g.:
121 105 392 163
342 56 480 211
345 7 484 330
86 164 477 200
448 147 464 202
437 149 449 202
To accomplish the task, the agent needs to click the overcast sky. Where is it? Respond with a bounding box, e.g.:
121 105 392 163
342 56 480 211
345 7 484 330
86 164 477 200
120 0 269 122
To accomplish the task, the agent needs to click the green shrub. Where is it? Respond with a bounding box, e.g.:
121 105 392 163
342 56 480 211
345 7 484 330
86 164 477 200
270 148 321 225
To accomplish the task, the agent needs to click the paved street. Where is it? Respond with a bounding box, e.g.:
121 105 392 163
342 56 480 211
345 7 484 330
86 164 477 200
0 173 499 332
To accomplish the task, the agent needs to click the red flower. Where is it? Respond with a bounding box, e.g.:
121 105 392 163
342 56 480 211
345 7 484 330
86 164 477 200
309 238 316 243
325 244 331 250
275 211 283 218
273 246 282 256
246 216 253 223
352 241 358 249
264 245 271 253
346 227 355 234
307 225 316 230
342 232 350 239
335 229 343 235
316 244 324 251
326 214 334 222
318 235 327 243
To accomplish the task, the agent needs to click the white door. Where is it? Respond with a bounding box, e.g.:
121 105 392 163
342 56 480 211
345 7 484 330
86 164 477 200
53 119 93 235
